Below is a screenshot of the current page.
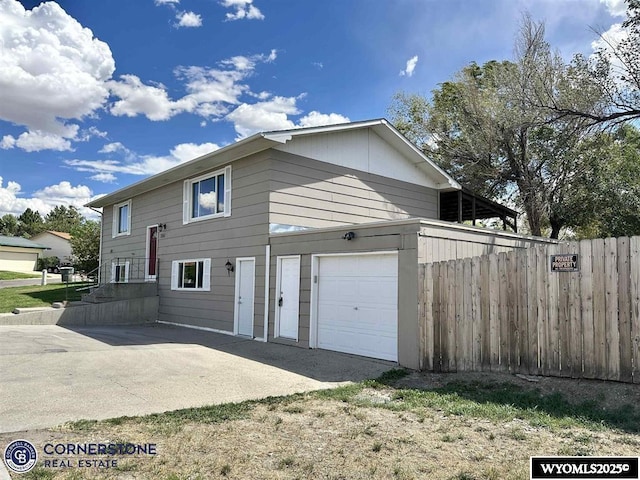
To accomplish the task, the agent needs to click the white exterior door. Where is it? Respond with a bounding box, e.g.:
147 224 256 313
235 258 255 337
276 256 300 340
315 253 398 361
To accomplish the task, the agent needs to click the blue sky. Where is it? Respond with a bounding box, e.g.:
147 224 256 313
0 0 626 219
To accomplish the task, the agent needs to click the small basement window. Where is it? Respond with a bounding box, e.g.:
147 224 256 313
111 261 130 283
171 259 211 291
183 166 231 224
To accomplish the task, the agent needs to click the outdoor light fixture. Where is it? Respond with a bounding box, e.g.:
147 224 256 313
225 260 234 275
343 231 356 241
158 223 167 232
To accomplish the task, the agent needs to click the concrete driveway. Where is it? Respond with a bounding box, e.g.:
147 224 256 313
0 324 394 433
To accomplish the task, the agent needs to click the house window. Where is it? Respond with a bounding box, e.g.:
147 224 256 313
111 262 130 283
112 200 131 237
171 259 211 291
183 166 231 224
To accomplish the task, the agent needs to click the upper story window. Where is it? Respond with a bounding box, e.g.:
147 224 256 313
112 200 131 237
183 166 231 224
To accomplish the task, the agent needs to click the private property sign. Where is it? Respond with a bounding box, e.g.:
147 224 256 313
550 254 579 272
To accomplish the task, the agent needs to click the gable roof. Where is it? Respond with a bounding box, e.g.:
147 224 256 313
32 231 72 241
87 119 461 209
0 235 49 250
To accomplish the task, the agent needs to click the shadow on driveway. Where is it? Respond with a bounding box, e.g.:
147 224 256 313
0 323 394 433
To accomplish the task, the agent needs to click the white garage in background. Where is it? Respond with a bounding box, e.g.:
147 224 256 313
311 252 398 361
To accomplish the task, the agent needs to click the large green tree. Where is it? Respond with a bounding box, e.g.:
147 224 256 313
70 220 100 273
17 208 44 238
391 17 598 238
569 125 640 238
44 205 83 233
0 214 19 236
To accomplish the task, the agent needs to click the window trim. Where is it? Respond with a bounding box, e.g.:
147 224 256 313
112 200 132 238
110 261 130 283
171 258 211 291
183 166 231 225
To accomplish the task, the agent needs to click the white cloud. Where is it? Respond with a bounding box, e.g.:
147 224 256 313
1 135 16 149
0 0 115 150
600 0 627 17
65 142 221 178
226 96 300 138
0 131 73 152
221 0 264 21
400 55 419 77
176 11 202 28
298 111 350 128
0 177 96 218
155 0 180 4
170 142 220 162
108 50 276 121
90 173 117 183
99 142 128 154
108 75 178 121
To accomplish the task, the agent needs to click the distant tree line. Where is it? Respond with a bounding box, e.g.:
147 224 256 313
390 1 640 239
0 206 100 273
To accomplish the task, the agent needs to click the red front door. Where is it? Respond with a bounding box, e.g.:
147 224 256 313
147 226 158 279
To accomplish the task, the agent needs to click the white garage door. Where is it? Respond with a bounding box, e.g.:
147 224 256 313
316 253 398 361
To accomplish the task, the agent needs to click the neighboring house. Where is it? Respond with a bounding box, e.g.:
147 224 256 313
30 231 73 264
0 235 49 273
88 119 552 369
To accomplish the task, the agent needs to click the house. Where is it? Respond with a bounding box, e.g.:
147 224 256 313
0 235 49 273
87 119 552 369
30 231 73 264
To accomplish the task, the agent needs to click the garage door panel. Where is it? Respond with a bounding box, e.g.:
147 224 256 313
316 254 398 362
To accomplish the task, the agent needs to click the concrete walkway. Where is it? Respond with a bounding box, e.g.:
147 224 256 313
0 324 394 433
0 276 62 289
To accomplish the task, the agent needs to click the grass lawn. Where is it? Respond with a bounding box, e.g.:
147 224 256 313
0 270 41 280
6 370 639 480
0 283 91 312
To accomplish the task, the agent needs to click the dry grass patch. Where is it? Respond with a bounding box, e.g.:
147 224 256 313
3 370 639 480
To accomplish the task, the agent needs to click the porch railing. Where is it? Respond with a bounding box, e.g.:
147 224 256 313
96 257 159 285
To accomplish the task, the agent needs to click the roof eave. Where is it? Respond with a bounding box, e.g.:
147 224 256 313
86 133 276 208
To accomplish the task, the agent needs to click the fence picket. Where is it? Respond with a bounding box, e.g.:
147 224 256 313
617 237 632 382
546 243 560 376
568 241 582 378
604 238 620 381
433 262 442 372
517 249 529 373
580 240 595 378
506 252 518 372
498 252 509 372
455 259 465 372
630 237 640 384
489 254 500 370
536 246 548 375
471 257 482 371
480 255 491 371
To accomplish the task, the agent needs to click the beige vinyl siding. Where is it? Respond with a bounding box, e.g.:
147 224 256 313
101 153 272 335
417 222 554 263
268 151 438 229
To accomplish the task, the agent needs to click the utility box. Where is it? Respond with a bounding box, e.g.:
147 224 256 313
59 266 74 282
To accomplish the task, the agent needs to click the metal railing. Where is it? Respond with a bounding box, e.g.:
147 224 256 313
96 257 159 285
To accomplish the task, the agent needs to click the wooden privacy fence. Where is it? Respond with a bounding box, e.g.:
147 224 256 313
418 236 640 383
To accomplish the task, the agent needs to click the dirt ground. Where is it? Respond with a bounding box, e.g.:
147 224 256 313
2 371 639 480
